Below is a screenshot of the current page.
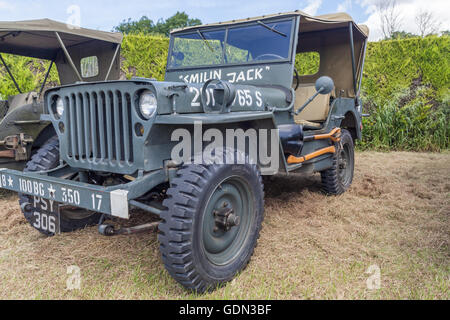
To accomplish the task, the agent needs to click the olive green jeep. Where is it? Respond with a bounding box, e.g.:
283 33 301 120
0 11 368 292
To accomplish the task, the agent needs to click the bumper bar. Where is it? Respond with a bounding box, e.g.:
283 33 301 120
0 168 130 218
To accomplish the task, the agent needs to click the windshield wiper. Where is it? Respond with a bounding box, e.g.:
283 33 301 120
257 21 287 37
196 30 214 52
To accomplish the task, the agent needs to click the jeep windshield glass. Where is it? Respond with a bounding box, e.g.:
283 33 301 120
168 19 293 69
169 29 226 68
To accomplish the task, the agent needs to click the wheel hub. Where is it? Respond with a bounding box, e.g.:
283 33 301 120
202 176 254 265
213 202 241 232
339 151 347 169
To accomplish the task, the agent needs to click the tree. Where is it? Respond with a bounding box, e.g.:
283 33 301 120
154 12 202 36
376 0 402 39
415 11 441 37
390 31 418 39
114 16 155 34
113 12 201 36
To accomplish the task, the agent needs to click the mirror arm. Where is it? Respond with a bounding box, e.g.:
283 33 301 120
294 88 324 115
55 32 83 82
105 43 121 81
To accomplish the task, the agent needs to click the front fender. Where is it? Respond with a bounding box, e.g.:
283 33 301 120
154 111 275 125
150 111 287 174
0 102 47 141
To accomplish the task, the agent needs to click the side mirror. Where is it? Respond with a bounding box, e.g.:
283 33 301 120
315 76 334 95
294 76 335 116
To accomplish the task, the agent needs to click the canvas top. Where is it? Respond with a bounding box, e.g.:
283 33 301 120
0 19 123 59
171 10 369 38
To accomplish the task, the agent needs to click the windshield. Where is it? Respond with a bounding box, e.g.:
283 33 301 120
168 18 294 69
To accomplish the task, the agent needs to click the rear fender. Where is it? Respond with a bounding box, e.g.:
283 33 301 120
327 98 361 140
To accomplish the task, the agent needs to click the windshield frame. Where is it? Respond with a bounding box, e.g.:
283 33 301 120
166 16 297 72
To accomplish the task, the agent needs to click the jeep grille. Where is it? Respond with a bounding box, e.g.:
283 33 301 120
65 90 134 167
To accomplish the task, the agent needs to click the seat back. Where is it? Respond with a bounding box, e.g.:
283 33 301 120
293 84 332 123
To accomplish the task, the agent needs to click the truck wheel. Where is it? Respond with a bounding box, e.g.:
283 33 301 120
320 129 354 195
19 136 100 236
158 163 264 293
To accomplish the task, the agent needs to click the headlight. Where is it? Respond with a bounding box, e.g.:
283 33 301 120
56 97 64 117
139 90 157 119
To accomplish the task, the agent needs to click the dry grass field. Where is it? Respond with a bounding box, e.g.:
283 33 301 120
0 151 448 300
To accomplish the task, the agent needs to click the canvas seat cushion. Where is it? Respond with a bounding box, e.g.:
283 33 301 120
293 84 332 124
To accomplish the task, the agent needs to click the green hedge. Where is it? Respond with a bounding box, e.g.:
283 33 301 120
121 34 169 81
0 55 59 99
360 36 449 151
1 35 448 151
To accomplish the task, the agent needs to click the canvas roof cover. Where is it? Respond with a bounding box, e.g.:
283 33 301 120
0 19 123 60
171 11 369 38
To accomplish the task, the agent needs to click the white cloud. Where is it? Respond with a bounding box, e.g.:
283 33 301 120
301 0 323 16
0 1 14 11
359 0 450 40
337 0 352 12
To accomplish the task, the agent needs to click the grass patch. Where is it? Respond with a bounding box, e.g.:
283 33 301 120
0 152 448 299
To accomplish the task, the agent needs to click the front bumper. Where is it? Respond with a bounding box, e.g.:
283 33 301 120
0 168 169 219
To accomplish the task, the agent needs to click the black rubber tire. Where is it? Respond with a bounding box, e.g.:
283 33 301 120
19 136 100 236
320 129 355 195
158 163 264 293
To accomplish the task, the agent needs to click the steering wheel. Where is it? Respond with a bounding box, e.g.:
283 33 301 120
293 68 300 90
254 53 284 61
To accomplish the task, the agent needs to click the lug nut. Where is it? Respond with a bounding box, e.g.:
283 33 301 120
227 214 240 227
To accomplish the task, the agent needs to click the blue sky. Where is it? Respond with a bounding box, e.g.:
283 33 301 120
0 0 449 40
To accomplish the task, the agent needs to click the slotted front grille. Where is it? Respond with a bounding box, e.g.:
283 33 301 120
64 90 134 168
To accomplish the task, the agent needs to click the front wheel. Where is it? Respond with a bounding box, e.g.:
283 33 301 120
158 163 264 293
19 136 100 236
320 129 355 195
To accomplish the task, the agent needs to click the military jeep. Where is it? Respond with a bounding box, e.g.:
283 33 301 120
0 11 368 292
0 19 122 170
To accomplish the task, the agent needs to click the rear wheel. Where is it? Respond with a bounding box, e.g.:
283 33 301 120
19 136 100 236
158 163 264 293
320 129 354 195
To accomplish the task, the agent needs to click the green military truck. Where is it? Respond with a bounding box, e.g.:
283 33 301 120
0 11 368 292
0 19 122 170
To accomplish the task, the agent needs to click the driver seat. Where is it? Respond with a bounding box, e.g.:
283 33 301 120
294 83 335 129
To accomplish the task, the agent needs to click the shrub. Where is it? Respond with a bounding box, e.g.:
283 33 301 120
1 35 448 151
0 55 58 99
